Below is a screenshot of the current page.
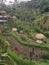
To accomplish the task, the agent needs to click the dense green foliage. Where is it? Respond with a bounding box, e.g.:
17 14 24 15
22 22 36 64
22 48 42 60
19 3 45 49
0 0 49 65
8 50 49 65
3 0 49 34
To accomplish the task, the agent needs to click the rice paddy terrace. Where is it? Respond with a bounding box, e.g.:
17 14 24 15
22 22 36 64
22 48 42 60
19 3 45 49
0 31 49 65
0 2 49 65
0 14 49 65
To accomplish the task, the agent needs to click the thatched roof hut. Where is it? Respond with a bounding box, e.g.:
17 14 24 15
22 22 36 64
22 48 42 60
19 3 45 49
12 16 16 19
0 11 6 14
35 33 45 39
12 28 17 32
20 30 24 34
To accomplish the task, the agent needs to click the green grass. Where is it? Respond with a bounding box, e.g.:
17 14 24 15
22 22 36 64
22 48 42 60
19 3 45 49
9 32 49 50
0 33 10 53
0 34 10 47
8 50 49 65
0 34 17 65
0 57 16 65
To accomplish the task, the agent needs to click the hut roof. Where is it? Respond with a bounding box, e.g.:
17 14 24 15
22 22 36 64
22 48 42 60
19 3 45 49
20 30 24 34
0 20 7 22
12 28 17 32
35 33 45 39
0 11 6 14
12 16 16 19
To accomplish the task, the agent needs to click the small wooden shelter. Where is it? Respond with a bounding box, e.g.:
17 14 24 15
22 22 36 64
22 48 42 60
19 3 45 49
20 30 24 34
12 28 17 32
35 33 45 39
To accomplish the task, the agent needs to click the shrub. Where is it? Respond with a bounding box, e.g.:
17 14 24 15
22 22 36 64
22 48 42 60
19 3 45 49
44 32 49 38
41 53 49 59
8 50 35 65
